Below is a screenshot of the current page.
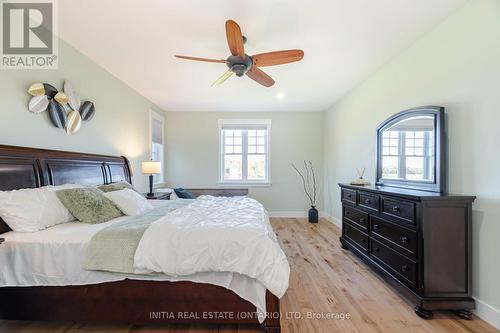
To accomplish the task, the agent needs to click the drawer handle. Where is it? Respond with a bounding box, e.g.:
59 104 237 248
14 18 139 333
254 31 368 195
345 228 350 233
401 265 409 272
346 211 350 215
365 199 371 204
374 247 380 253
347 194 352 198
359 218 366 223
401 237 408 244
373 224 380 230
392 206 400 213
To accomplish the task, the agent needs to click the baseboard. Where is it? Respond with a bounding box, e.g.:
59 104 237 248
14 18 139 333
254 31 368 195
321 213 342 228
269 211 342 228
268 211 304 218
473 297 500 329
330 216 342 228
269 211 329 218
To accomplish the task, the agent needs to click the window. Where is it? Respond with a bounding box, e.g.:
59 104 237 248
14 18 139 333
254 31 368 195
218 119 271 186
381 131 400 179
382 129 434 181
149 110 164 184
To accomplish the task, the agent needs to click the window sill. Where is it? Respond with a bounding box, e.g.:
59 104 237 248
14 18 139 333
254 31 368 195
217 181 272 188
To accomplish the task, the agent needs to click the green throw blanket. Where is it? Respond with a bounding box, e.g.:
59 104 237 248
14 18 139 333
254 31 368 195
84 200 193 274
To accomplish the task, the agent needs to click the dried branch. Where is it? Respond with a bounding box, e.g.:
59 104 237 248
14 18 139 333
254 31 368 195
292 162 314 206
292 161 319 206
309 161 317 206
304 160 311 203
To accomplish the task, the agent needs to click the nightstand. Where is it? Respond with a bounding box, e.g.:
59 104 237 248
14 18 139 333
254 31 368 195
144 192 171 200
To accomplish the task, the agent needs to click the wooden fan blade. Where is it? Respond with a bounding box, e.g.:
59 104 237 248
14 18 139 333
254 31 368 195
212 70 235 87
175 55 226 63
225 20 245 59
252 50 304 67
246 67 275 87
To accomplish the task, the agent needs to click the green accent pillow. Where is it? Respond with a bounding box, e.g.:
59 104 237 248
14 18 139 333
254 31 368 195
56 188 123 224
98 182 140 194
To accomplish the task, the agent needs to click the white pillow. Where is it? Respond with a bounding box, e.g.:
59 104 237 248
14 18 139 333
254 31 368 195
46 184 82 223
0 184 81 233
103 188 153 216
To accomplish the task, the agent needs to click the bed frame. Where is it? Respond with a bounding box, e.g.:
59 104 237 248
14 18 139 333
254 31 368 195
0 144 281 332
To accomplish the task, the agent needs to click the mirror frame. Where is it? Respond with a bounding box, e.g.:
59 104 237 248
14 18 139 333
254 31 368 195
376 106 446 193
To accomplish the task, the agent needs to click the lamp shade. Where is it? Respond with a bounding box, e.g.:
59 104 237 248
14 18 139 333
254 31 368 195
142 161 161 174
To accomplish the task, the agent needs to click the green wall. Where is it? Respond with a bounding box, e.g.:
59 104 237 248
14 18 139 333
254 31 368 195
0 41 165 192
164 111 324 213
323 0 500 318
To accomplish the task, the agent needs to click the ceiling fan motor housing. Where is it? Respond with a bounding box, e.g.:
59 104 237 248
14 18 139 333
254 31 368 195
227 55 253 76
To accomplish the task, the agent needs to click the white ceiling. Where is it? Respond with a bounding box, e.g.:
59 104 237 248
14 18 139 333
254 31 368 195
58 0 466 112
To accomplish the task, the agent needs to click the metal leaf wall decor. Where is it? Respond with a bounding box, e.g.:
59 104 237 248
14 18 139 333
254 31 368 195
28 95 49 113
43 83 58 99
64 80 81 111
48 100 68 129
80 101 95 121
28 83 45 96
26 80 96 135
66 111 82 135
54 92 69 105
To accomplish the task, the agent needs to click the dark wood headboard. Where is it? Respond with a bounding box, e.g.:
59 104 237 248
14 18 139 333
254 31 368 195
0 144 132 234
187 188 248 198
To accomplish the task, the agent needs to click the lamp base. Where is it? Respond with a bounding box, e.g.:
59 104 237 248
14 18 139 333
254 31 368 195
148 174 154 197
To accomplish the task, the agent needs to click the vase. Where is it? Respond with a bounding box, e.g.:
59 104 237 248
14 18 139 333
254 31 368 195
308 206 318 223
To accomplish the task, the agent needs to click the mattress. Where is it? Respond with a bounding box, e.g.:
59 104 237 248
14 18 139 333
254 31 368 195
0 200 267 318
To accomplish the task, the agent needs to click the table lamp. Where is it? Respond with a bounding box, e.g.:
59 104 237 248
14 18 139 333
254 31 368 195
142 160 161 197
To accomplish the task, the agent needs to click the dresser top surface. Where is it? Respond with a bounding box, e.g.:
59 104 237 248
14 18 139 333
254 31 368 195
339 183 476 202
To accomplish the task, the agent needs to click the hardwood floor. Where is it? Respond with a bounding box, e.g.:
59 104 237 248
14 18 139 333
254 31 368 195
0 218 498 333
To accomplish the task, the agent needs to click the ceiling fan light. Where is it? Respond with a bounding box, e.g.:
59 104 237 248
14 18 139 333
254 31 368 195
212 70 235 87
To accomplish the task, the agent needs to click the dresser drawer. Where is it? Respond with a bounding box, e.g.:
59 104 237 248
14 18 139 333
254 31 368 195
370 216 417 258
381 197 415 225
371 239 417 287
343 222 369 252
343 205 368 230
341 188 356 204
358 191 379 212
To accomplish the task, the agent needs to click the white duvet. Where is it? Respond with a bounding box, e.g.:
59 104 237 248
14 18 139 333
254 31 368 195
134 195 290 298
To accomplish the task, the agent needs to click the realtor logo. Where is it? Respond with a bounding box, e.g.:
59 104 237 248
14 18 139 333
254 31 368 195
1 0 58 69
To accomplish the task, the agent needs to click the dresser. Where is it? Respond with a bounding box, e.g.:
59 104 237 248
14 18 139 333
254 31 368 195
339 183 476 319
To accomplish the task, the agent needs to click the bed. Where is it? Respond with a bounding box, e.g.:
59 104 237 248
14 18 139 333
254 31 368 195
0 144 283 332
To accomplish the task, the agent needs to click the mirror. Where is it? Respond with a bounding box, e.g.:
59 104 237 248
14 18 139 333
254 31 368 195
381 115 435 181
376 106 446 192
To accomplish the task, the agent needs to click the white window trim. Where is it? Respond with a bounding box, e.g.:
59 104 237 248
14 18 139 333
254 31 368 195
217 119 272 187
149 109 165 185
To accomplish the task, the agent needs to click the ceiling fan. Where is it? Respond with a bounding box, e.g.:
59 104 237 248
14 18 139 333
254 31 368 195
175 20 304 87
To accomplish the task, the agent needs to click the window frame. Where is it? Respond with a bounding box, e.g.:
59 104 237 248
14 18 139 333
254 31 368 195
218 119 272 187
149 109 165 185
